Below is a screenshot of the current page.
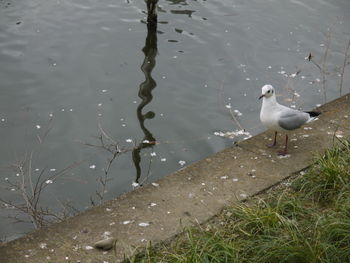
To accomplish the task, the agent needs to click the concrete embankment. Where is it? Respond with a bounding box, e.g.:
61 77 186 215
0 94 349 263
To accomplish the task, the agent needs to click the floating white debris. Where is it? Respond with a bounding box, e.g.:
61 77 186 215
316 104 321 107
188 192 194 198
102 89 107 93
151 182 159 187
106 208 112 212
109 222 115 226
126 139 133 143
149 203 157 207
142 140 150 143
122 124 126 127
220 176 228 179
240 193 248 198
302 134 309 138
5 177 8 181
179 160 186 166
1 118 5 122
123 220 132 225
50 168 56 172
132 181 139 188
233 109 242 116
246 77 250 81
45 180 53 184
36 125 41 129
150 152 156 157
139 222 150 227
214 130 251 139
89 165 96 169
267 66 272 69
225 104 231 109
160 158 167 162
98 103 102 107
233 178 238 182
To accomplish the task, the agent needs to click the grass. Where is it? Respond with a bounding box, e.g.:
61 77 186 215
128 140 350 263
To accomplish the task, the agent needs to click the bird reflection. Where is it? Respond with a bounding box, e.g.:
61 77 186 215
132 22 158 184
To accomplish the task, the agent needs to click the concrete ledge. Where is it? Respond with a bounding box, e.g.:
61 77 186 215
1 94 349 263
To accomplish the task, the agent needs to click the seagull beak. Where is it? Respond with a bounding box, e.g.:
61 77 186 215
258 94 265 100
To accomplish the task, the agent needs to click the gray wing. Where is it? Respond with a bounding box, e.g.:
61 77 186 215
278 111 309 130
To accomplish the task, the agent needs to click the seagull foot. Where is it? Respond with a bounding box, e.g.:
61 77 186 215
266 143 278 148
277 150 288 156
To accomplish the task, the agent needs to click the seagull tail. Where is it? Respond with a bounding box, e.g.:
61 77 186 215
305 111 321 118
305 111 321 123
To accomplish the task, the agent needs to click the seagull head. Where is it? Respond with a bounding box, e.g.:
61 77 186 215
259 84 275 100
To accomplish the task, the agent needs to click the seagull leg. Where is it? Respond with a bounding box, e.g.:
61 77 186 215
267 131 278 148
278 134 288 156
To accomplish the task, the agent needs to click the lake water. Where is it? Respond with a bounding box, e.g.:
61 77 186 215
1 0 349 240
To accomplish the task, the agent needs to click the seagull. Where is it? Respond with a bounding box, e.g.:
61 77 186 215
259 84 320 155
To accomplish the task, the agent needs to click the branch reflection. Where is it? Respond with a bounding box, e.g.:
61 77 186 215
132 22 158 184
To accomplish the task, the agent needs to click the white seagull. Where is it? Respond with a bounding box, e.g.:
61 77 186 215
259 84 320 155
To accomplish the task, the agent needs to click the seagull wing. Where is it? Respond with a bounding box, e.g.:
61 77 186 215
278 110 309 130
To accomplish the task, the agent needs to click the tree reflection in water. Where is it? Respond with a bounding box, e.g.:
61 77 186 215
132 20 158 185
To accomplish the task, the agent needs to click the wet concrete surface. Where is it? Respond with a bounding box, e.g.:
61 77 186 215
0 94 349 263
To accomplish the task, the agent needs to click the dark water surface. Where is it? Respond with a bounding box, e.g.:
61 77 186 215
1 0 350 240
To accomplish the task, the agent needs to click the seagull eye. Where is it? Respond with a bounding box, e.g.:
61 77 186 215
267 90 271 93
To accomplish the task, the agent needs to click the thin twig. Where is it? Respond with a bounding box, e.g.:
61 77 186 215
339 39 350 96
